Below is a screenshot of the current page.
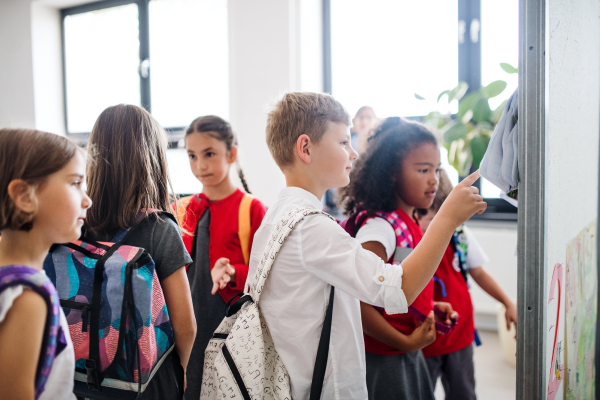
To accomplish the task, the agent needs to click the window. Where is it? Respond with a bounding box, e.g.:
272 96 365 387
325 0 518 218
63 4 141 133
148 0 228 127
62 0 229 135
480 0 518 200
330 0 459 118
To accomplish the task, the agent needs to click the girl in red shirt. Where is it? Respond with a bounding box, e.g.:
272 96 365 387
417 170 517 400
339 117 457 400
177 116 266 400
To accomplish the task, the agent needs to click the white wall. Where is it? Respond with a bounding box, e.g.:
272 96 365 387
0 0 36 129
466 220 518 330
31 2 65 135
228 0 323 207
0 0 65 134
544 0 600 398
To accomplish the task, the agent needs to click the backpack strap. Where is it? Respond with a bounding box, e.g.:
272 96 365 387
309 285 335 400
0 266 63 399
451 226 470 284
173 195 194 221
374 211 414 249
238 194 254 265
245 206 335 399
247 206 335 303
111 210 177 244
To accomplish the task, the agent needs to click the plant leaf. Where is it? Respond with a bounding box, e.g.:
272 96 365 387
471 132 490 169
448 140 460 171
437 90 450 102
415 93 426 100
482 80 507 99
449 82 469 102
461 109 473 124
492 99 508 123
472 98 492 123
456 139 472 176
442 122 469 143
457 92 480 119
500 62 518 74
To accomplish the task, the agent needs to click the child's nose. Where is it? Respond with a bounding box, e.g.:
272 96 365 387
83 193 92 209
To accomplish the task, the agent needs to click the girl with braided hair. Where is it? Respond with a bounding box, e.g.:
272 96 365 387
177 115 266 400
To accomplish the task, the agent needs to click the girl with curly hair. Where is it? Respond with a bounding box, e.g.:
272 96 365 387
339 117 458 400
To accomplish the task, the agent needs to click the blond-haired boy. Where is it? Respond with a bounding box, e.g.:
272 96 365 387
247 92 486 400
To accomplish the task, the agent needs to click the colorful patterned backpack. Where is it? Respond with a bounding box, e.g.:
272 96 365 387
0 266 66 399
43 211 175 399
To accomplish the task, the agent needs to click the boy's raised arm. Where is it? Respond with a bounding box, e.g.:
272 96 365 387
401 171 487 304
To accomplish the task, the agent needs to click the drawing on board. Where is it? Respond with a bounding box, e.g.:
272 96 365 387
548 263 564 400
564 220 597 400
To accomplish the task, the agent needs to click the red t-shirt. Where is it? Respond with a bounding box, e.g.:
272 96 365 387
189 189 266 303
422 242 475 357
363 208 435 356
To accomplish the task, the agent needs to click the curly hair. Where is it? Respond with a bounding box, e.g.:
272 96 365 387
339 117 438 216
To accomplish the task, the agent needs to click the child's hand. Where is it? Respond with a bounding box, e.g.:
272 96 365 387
437 170 487 228
408 311 436 351
433 301 459 327
211 258 236 295
504 301 517 331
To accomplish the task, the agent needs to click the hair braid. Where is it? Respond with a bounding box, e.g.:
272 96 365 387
236 163 252 194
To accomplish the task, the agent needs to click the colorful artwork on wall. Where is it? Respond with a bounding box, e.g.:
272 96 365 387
564 220 597 400
548 262 564 400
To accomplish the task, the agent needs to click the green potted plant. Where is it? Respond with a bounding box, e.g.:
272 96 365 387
417 63 518 177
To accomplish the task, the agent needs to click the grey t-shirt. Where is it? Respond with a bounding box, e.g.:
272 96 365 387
85 213 192 281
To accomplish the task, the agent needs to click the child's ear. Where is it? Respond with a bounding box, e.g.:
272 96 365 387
228 146 238 164
7 180 37 214
295 134 312 164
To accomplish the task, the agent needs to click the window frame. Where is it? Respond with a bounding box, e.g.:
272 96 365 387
61 0 186 142
322 0 517 220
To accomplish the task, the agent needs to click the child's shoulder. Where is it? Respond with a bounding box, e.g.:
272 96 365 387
0 284 47 323
138 211 181 239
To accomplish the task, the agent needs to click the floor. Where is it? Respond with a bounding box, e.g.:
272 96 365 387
434 329 516 400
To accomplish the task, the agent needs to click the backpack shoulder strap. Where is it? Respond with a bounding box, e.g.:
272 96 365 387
0 266 62 398
451 225 470 283
173 195 194 220
238 194 254 265
309 285 334 400
375 211 414 248
247 206 334 302
111 209 178 244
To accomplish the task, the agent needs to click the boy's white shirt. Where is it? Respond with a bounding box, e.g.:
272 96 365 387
248 187 408 400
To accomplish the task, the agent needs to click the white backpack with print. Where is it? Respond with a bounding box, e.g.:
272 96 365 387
200 206 336 400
